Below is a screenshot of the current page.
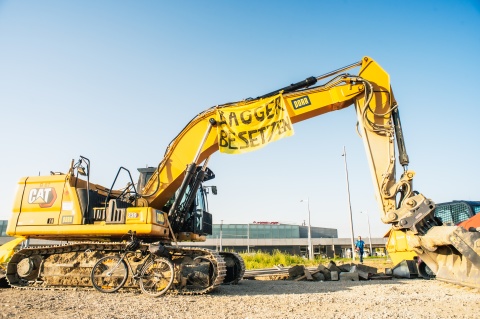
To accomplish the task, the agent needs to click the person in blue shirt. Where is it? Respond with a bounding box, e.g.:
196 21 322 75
355 235 365 263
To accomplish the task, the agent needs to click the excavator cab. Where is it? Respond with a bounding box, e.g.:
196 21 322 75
137 167 156 191
137 164 215 240
177 183 213 236
166 166 215 241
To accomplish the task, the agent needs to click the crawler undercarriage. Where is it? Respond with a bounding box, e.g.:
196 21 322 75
4 242 245 295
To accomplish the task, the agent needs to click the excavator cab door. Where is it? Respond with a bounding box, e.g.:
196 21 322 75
193 186 212 235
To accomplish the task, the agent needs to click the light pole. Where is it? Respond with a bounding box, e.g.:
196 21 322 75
247 222 250 253
342 146 356 261
361 211 373 257
300 198 313 260
219 220 223 252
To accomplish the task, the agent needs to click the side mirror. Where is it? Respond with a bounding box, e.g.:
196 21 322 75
211 186 217 195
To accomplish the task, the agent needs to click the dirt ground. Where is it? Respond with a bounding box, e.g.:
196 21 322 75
0 276 479 319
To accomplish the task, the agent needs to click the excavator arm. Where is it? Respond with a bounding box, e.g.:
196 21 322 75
140 56 479 288
141 57 428 232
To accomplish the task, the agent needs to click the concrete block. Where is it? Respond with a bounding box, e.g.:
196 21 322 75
355 263 378 274
317 264 328 272
312 272 325 281
317 264 331 280
339 272 359 281
338 263 352 272
288 265 305 278
330 271 339 281
353 268 369 280
327 261 342 273
303 269 314 281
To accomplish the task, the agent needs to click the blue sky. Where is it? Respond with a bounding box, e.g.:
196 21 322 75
0 1 479 238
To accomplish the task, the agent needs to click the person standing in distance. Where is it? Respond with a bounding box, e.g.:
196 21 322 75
355 236 365 263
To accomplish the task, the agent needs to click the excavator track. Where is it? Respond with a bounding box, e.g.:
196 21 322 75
5 242 228 295
0 268 8 288
169 246 226 295
219 251 245 285
6 242 124 290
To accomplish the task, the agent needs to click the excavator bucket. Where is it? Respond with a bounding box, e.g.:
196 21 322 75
409 226 480 289
385 229 418 268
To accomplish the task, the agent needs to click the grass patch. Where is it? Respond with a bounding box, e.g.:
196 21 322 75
239 249 391 270
240 249 324 269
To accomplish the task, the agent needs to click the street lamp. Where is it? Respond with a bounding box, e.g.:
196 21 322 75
360 211 373 257
219 220 223 252
300 198 313 260
247 222 250 254
342 146 356 261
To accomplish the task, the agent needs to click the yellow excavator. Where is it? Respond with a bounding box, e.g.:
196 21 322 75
1 56 479 292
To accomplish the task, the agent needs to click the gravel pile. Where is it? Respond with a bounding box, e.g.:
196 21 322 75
0 278 479 319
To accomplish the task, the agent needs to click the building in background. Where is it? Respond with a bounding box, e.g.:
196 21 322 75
203 222 386 258
210 222 337 241
0 220 7 237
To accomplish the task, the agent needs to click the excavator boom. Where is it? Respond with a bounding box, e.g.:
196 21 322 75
143 58 398 217
143 57 423 230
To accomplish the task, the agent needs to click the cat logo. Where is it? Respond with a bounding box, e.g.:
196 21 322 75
28 187 57 208
291 96 311 109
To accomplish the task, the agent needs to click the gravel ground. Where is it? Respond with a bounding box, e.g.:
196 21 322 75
0 278 479 319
